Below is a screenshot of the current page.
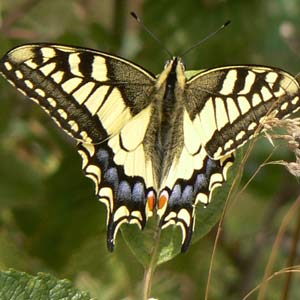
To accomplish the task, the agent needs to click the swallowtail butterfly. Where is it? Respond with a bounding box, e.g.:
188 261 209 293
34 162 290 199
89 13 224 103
1 43 299 252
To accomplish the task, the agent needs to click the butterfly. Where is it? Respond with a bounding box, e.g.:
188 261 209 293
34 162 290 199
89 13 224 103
0 43 299 252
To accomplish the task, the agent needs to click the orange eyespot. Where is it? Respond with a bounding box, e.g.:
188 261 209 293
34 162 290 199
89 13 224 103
147 191 156 212
158 191 169 209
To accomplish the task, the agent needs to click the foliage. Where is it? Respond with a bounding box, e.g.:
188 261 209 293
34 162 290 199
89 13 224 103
0 269 92 300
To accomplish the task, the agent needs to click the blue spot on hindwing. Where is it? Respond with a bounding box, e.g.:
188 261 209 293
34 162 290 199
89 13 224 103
194 173 208 193
206 158 218 175
169 184 181 206
118 180 131 202
132 182 145 204
182 185 193 204
96 148 109 171
104 167 119 190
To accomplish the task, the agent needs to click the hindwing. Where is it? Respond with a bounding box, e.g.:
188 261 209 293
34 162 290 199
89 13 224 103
158 148 234 251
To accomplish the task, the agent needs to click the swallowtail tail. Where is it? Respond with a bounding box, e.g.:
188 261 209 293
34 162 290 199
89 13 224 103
1 43 299 252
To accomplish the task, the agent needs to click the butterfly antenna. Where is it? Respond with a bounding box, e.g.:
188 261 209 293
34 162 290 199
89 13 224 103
181 20 231 58
130 12 173 58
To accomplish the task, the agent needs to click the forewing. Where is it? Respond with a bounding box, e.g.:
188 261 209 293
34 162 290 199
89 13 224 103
0 43 156 143
0 44 158 251
185 65 300 159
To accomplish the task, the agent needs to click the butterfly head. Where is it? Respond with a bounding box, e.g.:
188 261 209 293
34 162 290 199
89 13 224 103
164 56 185 71
156 57 186 90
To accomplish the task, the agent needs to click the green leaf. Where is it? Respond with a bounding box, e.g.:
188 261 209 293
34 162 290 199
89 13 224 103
0 269 92 300
185 70 202 78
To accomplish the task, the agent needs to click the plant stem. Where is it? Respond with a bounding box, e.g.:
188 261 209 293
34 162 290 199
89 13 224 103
142 225 161 300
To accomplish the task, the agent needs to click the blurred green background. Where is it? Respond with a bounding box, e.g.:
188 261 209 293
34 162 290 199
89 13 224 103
0 0 300 299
